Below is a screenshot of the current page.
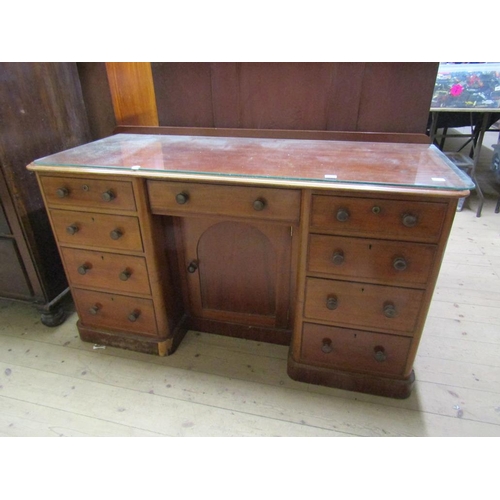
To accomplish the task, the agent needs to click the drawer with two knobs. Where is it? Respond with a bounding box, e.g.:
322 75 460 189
72 288 158 337
60 248 151 295
300 322 412 376
50 210 143 252
40 175 137 211
310 194 448 243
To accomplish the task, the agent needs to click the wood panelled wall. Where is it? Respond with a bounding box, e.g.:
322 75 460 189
80 62 439 140
0 63 91 303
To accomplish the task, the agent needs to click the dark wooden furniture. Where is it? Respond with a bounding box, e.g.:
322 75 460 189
78 63 439 138
0 63 91 324
27 130 472 398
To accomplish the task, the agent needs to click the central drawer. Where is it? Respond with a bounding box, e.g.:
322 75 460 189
61 248 151 295
50 209 143 252
304 277 424 334
147 180 301 223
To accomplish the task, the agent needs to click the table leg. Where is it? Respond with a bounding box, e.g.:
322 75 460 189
471 112 490 217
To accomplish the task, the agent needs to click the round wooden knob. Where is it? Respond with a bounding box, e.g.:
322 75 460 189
393 257 407 271
89 305 100 315
373 346 387 362
56 187 69 198
110 229 123 240
326 295 338 310
102 190 115 202
336 208 349 222
128 310 140 322
66 224 79 235
402 213 418 228
253 198 266 211
77 264 90 275
321 338 333 354
383 302 397 318
119 270 131 281
176 192 189 205
332 251 344 265
187 261 198 273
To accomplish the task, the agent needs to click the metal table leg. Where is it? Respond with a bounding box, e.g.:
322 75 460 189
471 112 490 217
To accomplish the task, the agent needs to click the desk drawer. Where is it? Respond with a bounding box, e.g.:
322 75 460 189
40 175 136 211
300 323 411 376
308 234 436 286
61 248 151 295
304 277 424 334
310 195 447 243
50 209 143 252
147 180 301 223
73 288 157 336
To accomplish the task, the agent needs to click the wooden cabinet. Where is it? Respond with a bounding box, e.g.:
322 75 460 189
147 180 299 344
0 63 91 324
28 132 472 398
37 173 177 355
288 190 458 397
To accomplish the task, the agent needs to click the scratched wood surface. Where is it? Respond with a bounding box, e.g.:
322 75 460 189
0 190 500 436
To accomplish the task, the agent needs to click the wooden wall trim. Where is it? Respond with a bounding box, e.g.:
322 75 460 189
113 125 431 144
102 63 438 134
105 63 159 126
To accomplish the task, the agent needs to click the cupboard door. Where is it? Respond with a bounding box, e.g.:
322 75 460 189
177 217 292 328
0 238 32 299
0 202 10 234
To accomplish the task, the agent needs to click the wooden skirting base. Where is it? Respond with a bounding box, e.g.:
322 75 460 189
287 353 415 399
77 320 188 356
187 316 292 346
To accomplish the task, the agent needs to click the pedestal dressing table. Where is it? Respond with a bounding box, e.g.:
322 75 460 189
27 131 473 398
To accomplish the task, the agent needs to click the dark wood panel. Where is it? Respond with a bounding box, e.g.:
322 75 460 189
232 62 334 130
0 238 32 299
148 63 438 134
357 63 439 133
0 200 10 234
151 63 214 127
325 63 366 131
0 62 91 302
210 62 241 128
77 62 116 140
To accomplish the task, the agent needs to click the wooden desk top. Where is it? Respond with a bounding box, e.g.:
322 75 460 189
29 133 473 195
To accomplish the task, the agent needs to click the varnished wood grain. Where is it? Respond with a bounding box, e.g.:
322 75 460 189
40 175 137 211
147 180 301 223
310 194 449 243
60 248 151 296
300 322 412 377
150 63 438 134
50 210 143 252
177 217 293 329
73 289 157 336
303 277 425 335
307 234 437 287
106 63 159 126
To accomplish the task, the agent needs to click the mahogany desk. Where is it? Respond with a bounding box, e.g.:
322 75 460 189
27 132 473 398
